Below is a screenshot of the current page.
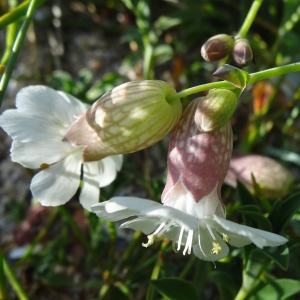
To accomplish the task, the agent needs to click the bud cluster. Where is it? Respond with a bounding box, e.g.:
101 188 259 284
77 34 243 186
201 34 254 68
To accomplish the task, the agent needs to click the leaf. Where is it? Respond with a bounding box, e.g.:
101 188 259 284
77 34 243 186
50 70 75 94
154 44 174 65
151 278 199 300
154 16 182 34
237 181 258 206
213 64 250 88
268 192 300 233
264 147 300 167
242 249 270 294
237 207 272 231
209 271 239 300
43 272 73 287
249 279 300 300
261 245 289 270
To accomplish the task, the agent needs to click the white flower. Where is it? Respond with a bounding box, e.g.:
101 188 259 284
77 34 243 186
0 86 122 210
91 96 287 261
91 195 287 261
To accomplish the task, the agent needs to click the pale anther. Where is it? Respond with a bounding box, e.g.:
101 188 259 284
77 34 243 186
142 234 154 248
222 233 230 243
211 241 222 255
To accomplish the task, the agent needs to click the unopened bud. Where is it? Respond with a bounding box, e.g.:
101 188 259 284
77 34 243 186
232 39 253 67
64 80 182 161
201 34 234 62
194 89 237 133
225 154 294 199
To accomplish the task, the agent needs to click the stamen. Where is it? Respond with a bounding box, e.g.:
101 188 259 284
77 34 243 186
153 222 166 235
222 233 230 243
142 222 166 248
211 241 222 255
206 223 216 240
177 226 185 251
197 220 206 257
172 240 178 253
183 230 193 255
142 235 154 248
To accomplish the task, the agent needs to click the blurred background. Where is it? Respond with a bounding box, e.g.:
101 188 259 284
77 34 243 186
1 0 300 299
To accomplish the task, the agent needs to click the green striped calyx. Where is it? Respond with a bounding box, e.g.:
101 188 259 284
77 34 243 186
194 89 237 133
64 80 182 161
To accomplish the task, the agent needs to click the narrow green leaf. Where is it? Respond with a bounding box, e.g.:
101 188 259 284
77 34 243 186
242 249 270 294
268 192 300 233
237 181 258 206
209 271 239 300
261 245 289 271
249 279 300 300
213 64 250 88
237 208 272 231
154 16 182 33
151 278 199 300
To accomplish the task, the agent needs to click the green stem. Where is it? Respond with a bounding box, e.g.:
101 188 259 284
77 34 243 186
178 256 197 279
143 43 154 80
1 22 19 66
166 62 300 102
1 248 29 300
15 208 59 268
111 231 142 276
238 0 264 38
248 63 300 84
58 207 104 273
0 248 10 300
145 241 168 300
0 0 40 108
0 0 47 31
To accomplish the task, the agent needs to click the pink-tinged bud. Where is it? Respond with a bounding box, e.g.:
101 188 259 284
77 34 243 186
225 154 294 198
194 89 237 133
162 97 233 213
201 34 234 62
232 39 253 68
63 80 182 161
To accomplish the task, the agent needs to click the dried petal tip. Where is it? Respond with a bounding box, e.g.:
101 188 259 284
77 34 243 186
232 39 254 68
194 89 237 133
201 34 234 62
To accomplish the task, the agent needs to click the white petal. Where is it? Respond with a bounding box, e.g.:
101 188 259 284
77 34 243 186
210 215 288 248
0 110 66 142
98 155 123 187
80 162 101 211
193 227 229 261
11 140 76 169
91 197 198 230
90 201 137 221
57 91 90 118
91 197 161 221
16 86 86 125
30 151 82 207
121 217 160 234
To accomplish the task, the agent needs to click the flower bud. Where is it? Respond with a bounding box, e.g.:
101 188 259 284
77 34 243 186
194 89 237 133
63 80 182 161
232 39 253 67
201 34 234 62
225 154 294 199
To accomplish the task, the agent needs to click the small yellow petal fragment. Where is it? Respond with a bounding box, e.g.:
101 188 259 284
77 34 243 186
222 233 230 243
211 241 222 255
40 163 50 169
